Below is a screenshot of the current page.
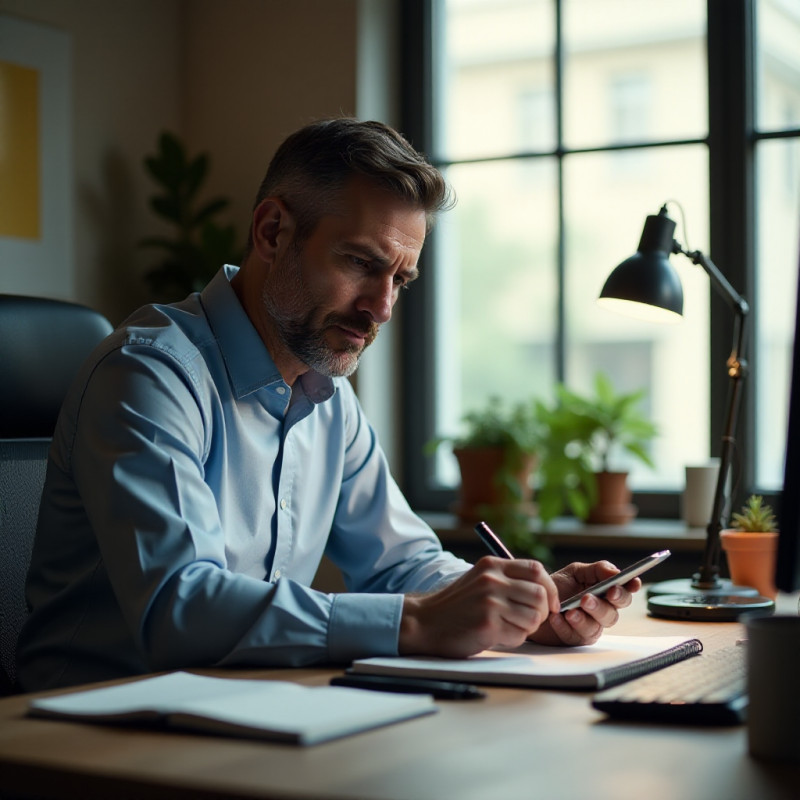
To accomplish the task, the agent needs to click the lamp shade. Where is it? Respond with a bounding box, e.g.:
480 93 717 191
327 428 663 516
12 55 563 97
598 208 684 323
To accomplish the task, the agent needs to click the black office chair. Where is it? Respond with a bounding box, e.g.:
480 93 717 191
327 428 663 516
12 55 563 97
0 294 113 695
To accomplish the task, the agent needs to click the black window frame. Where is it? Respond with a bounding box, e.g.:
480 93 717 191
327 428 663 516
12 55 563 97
399 0 796 517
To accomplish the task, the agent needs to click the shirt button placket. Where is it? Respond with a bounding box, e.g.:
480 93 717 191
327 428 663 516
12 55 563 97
274 495 289 581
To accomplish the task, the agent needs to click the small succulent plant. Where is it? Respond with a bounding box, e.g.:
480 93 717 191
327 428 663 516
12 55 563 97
730 495 778 533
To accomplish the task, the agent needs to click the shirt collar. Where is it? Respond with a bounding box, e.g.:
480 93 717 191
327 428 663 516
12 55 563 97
201 266 335 404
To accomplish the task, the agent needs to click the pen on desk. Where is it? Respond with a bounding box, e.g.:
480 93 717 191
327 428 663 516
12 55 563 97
474 521 514 559
330 673 486 700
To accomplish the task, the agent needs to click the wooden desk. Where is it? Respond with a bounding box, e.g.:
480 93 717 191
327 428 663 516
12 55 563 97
1 593 799 800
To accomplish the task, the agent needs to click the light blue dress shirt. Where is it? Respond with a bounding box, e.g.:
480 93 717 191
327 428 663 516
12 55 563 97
17 266 470 691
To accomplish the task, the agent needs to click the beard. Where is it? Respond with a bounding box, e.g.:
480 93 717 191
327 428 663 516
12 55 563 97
262 248 379 378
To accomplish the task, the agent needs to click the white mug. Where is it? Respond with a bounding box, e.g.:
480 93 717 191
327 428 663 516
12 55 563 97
682 460 720 528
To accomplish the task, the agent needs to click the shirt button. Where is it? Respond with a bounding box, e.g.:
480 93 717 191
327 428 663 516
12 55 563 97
274 569 282 580
275 386 287 395
280 498 288 510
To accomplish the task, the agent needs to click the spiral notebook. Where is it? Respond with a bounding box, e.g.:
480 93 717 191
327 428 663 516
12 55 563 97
351 635 703 691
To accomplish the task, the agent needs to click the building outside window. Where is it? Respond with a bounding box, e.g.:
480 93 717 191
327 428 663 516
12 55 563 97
400 0 800 516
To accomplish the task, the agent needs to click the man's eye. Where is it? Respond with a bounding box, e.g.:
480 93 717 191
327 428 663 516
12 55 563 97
393 276 410 290
350 256 370 269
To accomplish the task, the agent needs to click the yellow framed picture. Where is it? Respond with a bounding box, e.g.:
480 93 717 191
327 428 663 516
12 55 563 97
0 15 72 297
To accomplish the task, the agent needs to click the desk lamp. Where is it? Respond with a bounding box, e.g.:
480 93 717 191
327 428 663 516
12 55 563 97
598 203 773 621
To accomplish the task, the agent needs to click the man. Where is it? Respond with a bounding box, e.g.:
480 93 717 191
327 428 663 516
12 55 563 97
17 119 639 692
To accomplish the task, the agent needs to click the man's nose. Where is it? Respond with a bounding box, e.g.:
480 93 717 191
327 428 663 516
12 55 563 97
357 277 395 324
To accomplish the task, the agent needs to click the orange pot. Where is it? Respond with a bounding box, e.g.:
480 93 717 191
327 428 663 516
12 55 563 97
586 471 637 525
719 529 779 599
453 447 535 522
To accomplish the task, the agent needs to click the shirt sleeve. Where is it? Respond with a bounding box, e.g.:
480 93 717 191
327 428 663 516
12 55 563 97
68 346 364 669
70 344 468 673
324 379 472 596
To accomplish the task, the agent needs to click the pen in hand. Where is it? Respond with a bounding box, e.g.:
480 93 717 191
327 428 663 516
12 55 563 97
475 521 559 616
474 521 514 559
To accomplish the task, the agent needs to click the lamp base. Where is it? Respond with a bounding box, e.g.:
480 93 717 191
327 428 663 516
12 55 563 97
647 593 775 622
646 577 760 598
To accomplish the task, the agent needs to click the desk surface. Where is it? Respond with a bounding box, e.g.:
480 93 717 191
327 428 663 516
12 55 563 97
2 593 799 800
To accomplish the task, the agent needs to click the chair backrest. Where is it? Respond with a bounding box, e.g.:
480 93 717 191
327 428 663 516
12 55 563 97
0 294 113 694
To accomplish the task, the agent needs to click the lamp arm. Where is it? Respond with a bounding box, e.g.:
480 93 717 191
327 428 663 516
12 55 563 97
676 248 750 589
694 347 746 588
681 248 750 318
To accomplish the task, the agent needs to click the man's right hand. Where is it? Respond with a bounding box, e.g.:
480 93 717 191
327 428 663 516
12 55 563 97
398 556 560 658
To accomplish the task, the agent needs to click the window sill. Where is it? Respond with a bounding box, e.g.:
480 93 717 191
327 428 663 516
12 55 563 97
421 512 706 552
420 512 707 577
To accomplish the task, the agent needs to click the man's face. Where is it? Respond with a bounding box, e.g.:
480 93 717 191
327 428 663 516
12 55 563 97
262 178 427 378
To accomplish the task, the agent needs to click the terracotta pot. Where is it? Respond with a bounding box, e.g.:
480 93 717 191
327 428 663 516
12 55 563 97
453 447 536 522
586 470 637 525
719 529 779 599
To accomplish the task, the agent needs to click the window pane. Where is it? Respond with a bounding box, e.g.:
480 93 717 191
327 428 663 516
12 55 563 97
430 159 559 487
419 0 718 511
563 145 710 489
755 137 800 489
756 0 800 132
434 0 555 161
563 0 707 149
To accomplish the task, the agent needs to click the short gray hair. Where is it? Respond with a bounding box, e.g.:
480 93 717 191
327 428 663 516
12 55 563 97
244 118 453 257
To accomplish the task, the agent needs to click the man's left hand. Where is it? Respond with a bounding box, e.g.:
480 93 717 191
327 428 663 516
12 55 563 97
528 561 641 647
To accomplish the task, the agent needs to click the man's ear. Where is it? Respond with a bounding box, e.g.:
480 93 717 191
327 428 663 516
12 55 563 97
250 197 295 263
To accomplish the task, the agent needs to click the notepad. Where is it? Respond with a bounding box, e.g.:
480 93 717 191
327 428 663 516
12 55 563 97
28 671 437 746
352 635 703 690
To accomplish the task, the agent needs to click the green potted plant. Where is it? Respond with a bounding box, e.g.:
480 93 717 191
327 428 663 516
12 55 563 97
535 372 658 526
425 396 548 560
140 131 241 301
720 495 779 599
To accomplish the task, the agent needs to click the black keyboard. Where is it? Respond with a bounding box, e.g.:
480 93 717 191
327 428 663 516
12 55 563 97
592 643 747 725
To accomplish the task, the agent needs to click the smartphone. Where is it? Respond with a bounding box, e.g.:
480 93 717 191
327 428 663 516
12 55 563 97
559 550 671 612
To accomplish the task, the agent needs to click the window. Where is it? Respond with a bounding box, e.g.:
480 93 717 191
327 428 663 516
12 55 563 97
609 73 651 144
754 0 800 489
400 0 800 515
517 87 554 151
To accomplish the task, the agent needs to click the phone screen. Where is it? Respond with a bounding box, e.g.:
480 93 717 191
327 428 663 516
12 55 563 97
559 550 671 612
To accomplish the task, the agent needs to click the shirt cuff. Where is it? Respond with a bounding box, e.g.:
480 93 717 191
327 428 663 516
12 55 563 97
327 592 403 663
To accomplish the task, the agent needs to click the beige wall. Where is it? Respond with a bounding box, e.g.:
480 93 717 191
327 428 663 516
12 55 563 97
183 0 358 241
0 0 360 324
0 0 183 321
